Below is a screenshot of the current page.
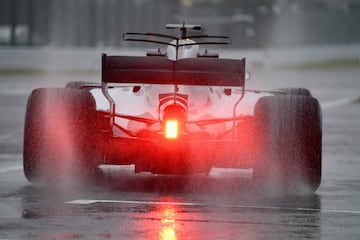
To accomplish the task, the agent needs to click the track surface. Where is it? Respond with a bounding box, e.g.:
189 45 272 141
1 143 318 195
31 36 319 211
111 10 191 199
1 67 360 239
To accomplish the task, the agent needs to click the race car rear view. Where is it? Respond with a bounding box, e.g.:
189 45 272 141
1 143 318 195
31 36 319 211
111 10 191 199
23 24 322 192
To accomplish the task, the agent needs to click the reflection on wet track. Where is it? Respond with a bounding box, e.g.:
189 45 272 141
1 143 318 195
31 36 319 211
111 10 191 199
14 182 322 239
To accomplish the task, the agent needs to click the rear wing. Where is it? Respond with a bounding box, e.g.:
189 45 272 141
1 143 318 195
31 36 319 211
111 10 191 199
102 54 245 87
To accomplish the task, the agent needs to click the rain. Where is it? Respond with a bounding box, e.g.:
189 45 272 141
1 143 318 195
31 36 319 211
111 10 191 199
1 1 360 239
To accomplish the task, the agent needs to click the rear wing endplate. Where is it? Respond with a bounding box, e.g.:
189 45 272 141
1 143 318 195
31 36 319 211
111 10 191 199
102 54 245 87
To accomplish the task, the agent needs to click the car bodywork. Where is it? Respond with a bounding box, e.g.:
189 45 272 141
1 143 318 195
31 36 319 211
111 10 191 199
23 24 322 191
93 25 260 174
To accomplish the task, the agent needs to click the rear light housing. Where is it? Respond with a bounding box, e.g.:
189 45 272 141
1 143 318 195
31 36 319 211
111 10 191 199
163 104 187 139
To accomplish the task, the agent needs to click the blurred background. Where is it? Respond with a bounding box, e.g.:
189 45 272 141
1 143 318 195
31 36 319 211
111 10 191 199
0 0 359 75
1 0 360 49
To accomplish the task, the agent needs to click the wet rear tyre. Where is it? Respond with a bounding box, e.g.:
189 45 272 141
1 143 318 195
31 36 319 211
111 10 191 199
23 88 100 185
253 94 322 193
277 88 312 97
65 81 92 89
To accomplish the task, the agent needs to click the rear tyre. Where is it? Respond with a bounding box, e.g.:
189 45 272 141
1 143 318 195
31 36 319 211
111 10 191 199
23 88 100 185
277 88 312 97
253 95 322 193
65 81 93 89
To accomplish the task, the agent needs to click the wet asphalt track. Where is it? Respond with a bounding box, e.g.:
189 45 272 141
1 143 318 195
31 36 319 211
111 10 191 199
1 67 360 239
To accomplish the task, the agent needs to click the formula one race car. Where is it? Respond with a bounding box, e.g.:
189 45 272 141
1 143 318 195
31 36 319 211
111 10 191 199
23 24 322 191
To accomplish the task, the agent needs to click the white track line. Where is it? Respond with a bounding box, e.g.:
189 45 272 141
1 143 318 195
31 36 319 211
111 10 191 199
0 154 23 173
322 96 359 109
0 165 23 173
66 199 360 215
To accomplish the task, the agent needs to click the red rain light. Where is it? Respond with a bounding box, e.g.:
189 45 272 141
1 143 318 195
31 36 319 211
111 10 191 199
165 120 178 139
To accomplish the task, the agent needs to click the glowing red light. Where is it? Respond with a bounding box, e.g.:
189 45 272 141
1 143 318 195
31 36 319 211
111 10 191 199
165 120 178 139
